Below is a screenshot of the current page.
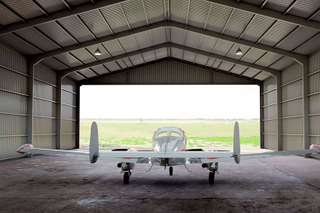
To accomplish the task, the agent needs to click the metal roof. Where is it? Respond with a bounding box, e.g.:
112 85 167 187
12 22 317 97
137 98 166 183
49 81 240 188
0 0 319 82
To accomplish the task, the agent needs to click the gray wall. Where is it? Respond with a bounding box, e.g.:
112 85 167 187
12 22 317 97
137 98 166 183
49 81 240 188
61 77 78 149
262 63 304 151
84 60 258 85
33 64 57 149
309 50 320 146
0 44 78 160
0 44 28 160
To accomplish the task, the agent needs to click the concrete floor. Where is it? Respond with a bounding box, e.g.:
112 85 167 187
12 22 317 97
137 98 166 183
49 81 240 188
0 154 320 213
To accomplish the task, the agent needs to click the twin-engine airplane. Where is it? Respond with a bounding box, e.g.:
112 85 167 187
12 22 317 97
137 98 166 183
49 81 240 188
17 122 320 184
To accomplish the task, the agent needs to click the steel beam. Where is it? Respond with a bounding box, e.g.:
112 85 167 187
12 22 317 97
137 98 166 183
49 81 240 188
238 14 255 39
1 0 319 36
221 9 234 35
11 32 45 54
120 3 131 30
0 1 26 23
62 0 72 10
57 43 280 78
31 0 49 16
203 3 212 30
307 9 320 21
260 0 268 9
79 57 260 85
260 83 264 148
33 27 63 49
30 22 307 65
56 76 62 149
207 0 320 30
300 58 310 156
55 21 80 45
142 0 149 26
77 15 97 40
283 0 298 15
276 74 282 151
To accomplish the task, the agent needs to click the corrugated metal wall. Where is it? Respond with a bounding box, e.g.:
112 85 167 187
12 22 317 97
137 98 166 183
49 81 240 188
281 63 303 151
61 77 78 149
262 76 277 149
84 61 258 85
0 44 28 160
33 64 57 149
262 63 304 151
309 50 320 146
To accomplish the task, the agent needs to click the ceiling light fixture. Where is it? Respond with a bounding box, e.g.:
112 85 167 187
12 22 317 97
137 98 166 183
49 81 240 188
236 47 243 55
94 48 102 56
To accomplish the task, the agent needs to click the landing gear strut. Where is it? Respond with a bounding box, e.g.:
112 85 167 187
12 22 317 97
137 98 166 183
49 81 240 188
123 172 130 184
209 171 215 185
169 166 173 176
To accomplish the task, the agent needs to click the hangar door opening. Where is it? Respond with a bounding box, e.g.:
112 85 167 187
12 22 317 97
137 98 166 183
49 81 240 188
80 85 260 150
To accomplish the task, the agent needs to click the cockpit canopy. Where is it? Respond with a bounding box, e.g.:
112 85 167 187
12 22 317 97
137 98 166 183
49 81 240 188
153 126 185 139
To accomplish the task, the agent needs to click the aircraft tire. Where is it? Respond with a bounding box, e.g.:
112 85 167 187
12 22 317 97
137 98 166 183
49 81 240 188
124 172 130 184
169 166 173 176
209 171 215 185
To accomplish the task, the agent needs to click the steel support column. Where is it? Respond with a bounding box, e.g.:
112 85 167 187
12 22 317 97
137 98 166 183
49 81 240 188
301 58 310 156
260 83 264 149
56 75 62 150
276 74 282 151
27 62 34 145
75 83 80 149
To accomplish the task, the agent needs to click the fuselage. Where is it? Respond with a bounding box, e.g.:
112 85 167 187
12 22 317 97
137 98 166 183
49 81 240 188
152 126 187 152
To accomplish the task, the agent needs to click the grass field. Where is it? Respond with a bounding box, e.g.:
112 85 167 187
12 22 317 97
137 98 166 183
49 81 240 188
80 120 260 149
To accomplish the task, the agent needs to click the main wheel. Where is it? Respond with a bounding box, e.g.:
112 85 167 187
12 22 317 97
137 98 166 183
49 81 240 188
169 166 173 176
209 171 215 185
123 172 130 184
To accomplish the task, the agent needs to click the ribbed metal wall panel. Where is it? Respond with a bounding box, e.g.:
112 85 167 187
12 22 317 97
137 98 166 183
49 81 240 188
33 118 56 135
61 77 78 149
33 136 57 149
33 64 57 149
34 99 57 117
0 137 27 160
263 91 276 105
262 76 277 149
264 134 277 150
283 135 304 151
60 135 76 149
35 64 57 85
309 50 320 147
281 63 303 150
0 45 27 73
0 45 28 160
0 114 27 135
34 80 57 102
282 99 302 117
84 61 257 85
61 121 76 133
282 80 302 100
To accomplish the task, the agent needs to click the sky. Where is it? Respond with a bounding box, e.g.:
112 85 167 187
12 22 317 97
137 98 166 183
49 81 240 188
80 85 260 119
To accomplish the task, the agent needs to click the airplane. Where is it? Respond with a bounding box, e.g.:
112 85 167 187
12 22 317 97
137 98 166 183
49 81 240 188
16 122 320 184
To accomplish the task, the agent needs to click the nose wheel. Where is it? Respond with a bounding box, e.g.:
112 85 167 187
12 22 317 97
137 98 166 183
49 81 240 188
209 171 215 184
169 166 173 176
123 172 130 184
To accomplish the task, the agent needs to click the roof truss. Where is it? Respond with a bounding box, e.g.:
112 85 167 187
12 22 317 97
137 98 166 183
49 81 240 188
0 0 319 36
57 43 280 79
32 21 306 65
79 57 261 85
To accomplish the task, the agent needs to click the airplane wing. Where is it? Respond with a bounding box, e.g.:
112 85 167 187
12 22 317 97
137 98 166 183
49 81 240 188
16 122 320 165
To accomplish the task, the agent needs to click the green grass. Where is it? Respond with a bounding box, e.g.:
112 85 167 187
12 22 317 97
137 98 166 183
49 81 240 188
80 120 260 149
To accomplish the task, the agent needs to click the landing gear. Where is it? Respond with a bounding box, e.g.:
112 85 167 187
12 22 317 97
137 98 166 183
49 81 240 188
123 172 130 184
209 171 215 185
169 166 173 176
